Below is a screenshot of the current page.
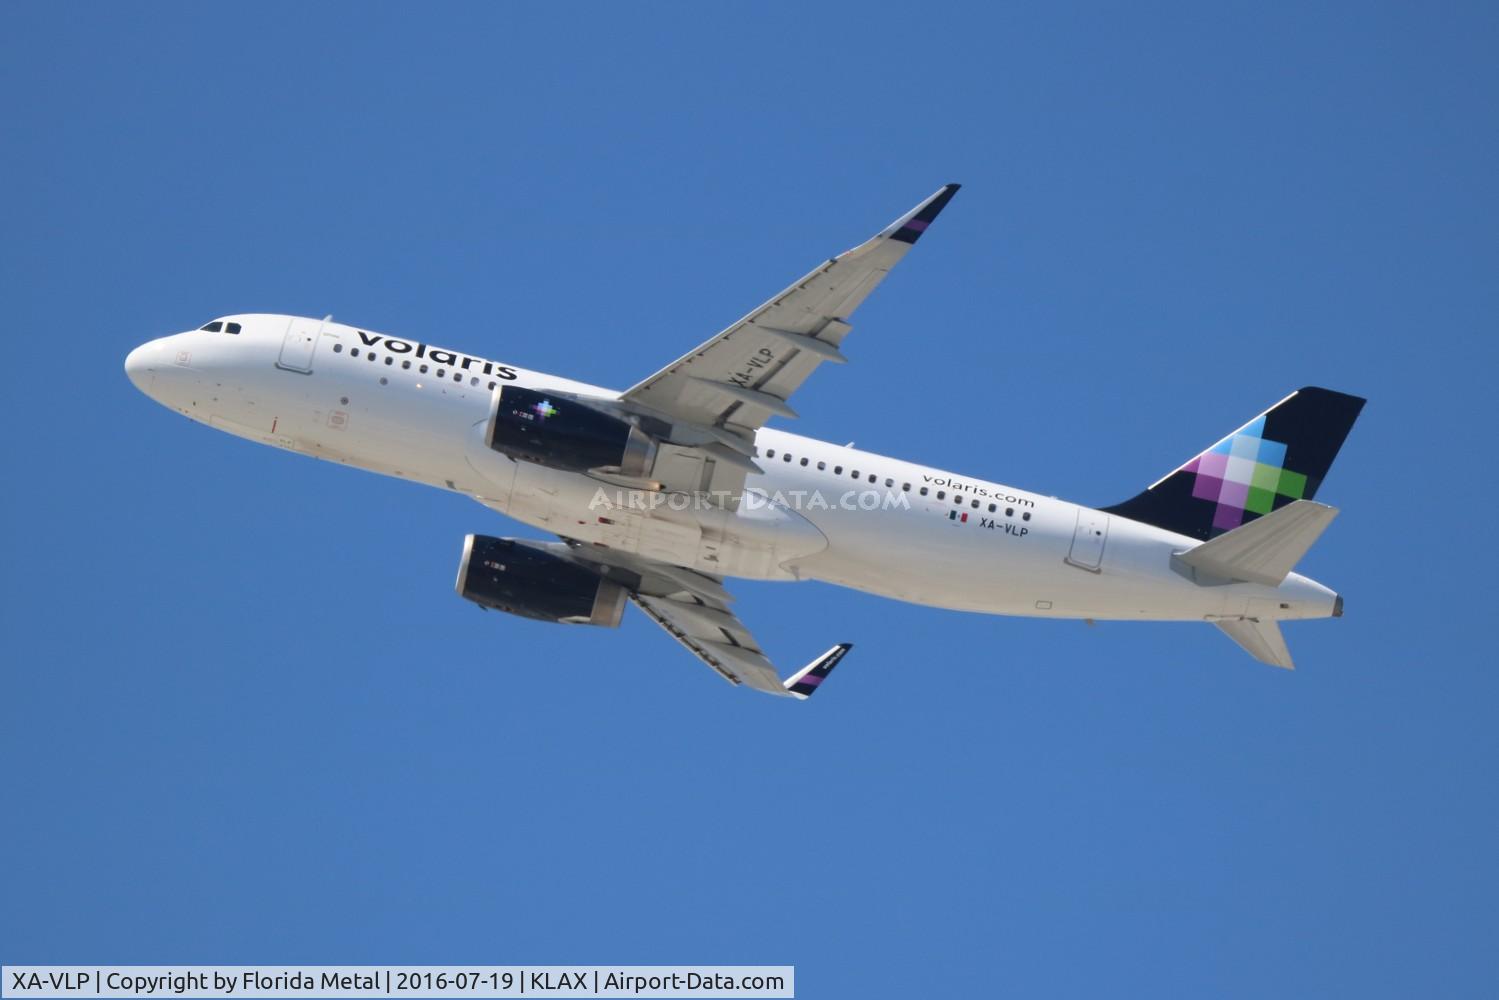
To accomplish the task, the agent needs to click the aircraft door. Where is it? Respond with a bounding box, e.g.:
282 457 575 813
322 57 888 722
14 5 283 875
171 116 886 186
1066 508 1109 572
276 317 323 373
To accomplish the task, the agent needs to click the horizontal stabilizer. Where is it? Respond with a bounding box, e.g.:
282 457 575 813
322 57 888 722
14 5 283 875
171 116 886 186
1177 500 1338 586
1215 618 1294 669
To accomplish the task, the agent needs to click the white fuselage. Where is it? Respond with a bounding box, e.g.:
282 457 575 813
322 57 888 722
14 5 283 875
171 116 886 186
125 315 1339 624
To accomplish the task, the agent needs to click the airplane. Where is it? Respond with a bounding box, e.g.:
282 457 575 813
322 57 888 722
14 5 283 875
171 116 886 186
124 184 1364 698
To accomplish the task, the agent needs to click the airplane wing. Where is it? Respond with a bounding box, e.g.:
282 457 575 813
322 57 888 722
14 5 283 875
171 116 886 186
621 184 960 445
632 591 852 698
559 540 851 698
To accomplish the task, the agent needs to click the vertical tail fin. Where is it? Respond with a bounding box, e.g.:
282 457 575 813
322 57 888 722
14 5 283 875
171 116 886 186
1104 387 1365 541
1215 618 1295 669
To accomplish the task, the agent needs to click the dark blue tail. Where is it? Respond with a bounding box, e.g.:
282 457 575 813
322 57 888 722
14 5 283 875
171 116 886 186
1104 387 1365 540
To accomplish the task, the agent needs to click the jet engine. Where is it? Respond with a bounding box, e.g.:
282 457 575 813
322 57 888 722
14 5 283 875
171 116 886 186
454 534 631 626
486 385 657 475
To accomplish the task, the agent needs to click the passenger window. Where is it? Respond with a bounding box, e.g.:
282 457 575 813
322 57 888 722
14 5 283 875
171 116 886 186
902 483 910 491
471 377 479 386
402 360 411 369
954 495 963 505
885 478 893 487
920 487 929 496
783 453 792 462
420 364 429 373
1022 512 1032 521
767 449 775 458
452 373 460 382
834 466 843 475
937 491 945 500
800 457 809 466
817 461 826 471
851 470 860 479
225 322 242 334
436 369 446 377
368 353 376 361
351 348 361 358
333 343 343 353
1006 507 1014 517
487 381 496 390
988 503 996 513
385 356 394 365
199 321 223 332
971 499 979 509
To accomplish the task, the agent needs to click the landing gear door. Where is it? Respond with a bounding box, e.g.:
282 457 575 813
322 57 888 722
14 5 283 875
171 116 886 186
276 317 322 374
1066 508 1109 572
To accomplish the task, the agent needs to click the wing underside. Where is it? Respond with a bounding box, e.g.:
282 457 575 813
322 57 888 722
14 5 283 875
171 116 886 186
629 592 851 699
620 184 961 455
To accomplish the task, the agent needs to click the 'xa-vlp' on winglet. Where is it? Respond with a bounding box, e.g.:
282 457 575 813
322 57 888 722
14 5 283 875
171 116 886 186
783 643 853 699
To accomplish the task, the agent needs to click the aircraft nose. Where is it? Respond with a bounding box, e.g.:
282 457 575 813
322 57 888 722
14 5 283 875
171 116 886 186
125 341 160 393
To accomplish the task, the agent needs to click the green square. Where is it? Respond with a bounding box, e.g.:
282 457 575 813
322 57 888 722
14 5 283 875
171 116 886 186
1278 469 1307 499
1245 486 1277 515
1251 462 1282 492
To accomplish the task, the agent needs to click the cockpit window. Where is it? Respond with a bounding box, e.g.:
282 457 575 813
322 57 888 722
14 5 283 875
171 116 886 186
225 322 242 334
200 321 223 332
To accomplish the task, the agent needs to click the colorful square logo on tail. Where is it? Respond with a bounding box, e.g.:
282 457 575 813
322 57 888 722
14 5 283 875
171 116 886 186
1184 416 1305 532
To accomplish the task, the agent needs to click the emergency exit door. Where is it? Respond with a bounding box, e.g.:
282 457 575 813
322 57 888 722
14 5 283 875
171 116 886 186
276 317 322 373
1066 509 1109 572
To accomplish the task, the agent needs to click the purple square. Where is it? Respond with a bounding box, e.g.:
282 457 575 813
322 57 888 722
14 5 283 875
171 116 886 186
1182 457 1201 474
1197 452 1229 478
1192 474 1222 501
1218 479 1249 509
1213 504 1244 531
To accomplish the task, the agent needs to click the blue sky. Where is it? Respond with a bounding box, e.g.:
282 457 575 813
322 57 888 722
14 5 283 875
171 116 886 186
3 3 1496 996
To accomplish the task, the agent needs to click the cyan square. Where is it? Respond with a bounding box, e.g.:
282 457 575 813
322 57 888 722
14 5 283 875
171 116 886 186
1257 438 1287 468
1230 435 1261 460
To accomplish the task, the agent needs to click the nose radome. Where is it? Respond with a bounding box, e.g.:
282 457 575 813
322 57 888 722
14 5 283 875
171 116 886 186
125 341 159 392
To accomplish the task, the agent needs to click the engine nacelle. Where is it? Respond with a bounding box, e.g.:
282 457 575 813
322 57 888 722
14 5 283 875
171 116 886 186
454 534 629 627
487 385 656 475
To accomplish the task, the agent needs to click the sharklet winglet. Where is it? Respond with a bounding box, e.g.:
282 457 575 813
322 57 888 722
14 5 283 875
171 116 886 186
880 183 961 245
783 643 853 700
